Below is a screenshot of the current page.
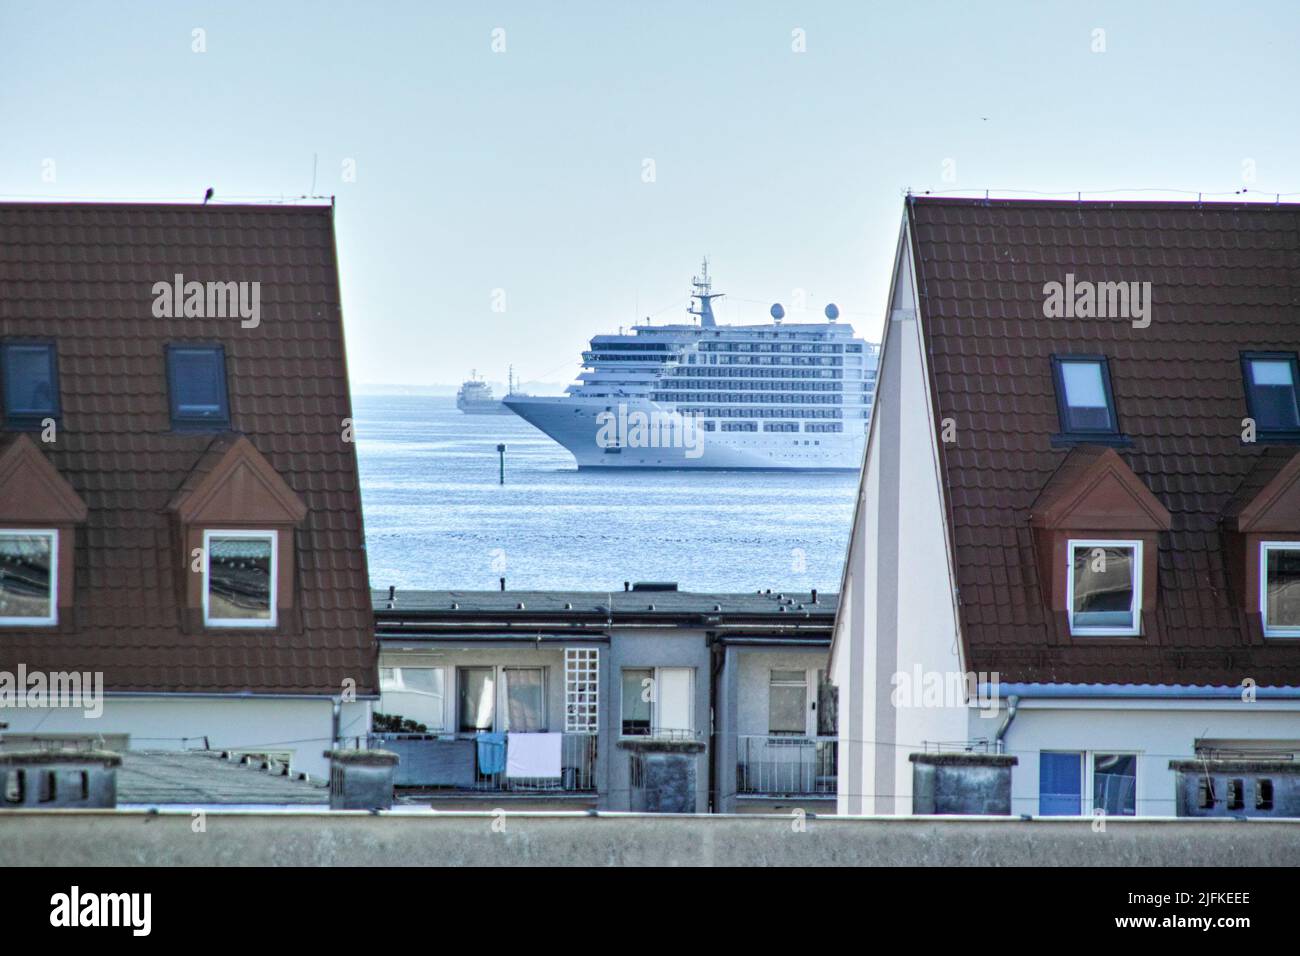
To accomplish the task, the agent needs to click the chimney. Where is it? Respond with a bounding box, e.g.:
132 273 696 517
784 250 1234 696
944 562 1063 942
811 588 818 604
0 751 121 809
910 753 1017 815
325 749 398 810
500 577 506 591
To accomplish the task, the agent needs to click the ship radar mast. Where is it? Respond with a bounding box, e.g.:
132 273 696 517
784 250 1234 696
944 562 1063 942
688 256 724 328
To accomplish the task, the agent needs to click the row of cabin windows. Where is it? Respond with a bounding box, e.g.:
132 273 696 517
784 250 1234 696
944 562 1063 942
1 341 230 430
1065 538 1300 638
1053 352 1300 440
0 528 276 629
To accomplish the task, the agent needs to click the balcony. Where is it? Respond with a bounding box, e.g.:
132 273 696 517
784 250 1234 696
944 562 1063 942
370 732 597 793
736 735 837 796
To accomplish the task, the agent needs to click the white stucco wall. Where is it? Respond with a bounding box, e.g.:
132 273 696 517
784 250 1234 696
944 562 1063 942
0 696 371 779
836 221 968 814
983 698 1300 816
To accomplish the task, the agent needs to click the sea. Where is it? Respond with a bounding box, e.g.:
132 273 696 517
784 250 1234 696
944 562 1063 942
354 395 858 595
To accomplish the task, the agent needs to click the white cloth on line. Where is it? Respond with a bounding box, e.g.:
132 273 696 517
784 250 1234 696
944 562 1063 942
506 732 563 779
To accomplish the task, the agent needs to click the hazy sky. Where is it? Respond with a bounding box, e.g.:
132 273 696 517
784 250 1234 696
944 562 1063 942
3 1 1298 388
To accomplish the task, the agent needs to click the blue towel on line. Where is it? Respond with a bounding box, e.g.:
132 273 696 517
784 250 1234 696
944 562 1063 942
476 732 507 775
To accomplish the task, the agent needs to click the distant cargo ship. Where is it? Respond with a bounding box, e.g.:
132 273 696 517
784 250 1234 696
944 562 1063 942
455 371 513 415
504 260 878 470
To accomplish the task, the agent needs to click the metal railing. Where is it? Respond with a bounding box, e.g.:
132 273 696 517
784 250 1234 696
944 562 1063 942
371 732 597 792
735 735 837 796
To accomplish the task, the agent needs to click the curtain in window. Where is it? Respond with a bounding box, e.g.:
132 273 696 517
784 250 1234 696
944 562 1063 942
505 668 545 733
458 667 495 732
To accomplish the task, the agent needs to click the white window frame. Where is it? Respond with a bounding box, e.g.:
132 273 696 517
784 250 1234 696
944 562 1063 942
202 529 278 628
1260 541 1300 638
0 528 58 627
1066 538 1142 637
619 666 694 739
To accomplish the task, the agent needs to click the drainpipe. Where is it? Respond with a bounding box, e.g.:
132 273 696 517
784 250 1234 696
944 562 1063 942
332 697 342 748
707 633 724 814
994 695 1019 754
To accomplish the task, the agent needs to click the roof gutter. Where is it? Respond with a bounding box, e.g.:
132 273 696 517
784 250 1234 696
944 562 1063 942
979 683 1300 700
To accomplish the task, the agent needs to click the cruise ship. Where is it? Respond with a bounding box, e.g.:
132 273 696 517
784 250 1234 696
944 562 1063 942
503 261 878 470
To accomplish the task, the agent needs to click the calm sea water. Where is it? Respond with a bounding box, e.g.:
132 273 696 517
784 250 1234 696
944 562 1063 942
354 395 857 593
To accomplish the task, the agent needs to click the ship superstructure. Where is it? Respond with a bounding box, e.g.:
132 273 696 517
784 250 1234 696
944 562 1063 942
504 261 878 469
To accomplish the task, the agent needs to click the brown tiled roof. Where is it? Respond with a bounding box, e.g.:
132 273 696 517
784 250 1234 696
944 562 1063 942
0 202 375 694
909 196 1300 686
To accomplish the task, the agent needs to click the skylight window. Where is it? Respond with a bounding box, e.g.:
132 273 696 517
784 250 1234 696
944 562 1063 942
1051 356 1119 436
1 342 60 429
1242 352 1300 437
167 345 230 428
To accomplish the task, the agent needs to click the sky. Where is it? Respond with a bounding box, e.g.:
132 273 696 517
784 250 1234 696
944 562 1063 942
2 1 1298 389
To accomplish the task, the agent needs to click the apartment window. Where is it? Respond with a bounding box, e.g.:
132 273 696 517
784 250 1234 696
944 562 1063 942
458 666 495 732
621 668 653 735
2 342 59 429
769 670 808 735
1260 542 1300 637
621 666 692 737
202 530 276 627
1093 753 1137 816
167 345 230 428
379 666 447 732
1068 539 1141 636
0 530 57 626
1241 352 1300 437
1039 751 1083 815
1051 356 1119 436
503 667 546 733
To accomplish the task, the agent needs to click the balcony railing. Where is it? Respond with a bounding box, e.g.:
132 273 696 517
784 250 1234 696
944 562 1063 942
371 732 597 792
736 735 837 796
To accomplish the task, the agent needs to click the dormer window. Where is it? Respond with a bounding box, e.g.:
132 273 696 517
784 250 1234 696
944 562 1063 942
2 342 60 429
1068 539 1142 636
1242 352 1300 439
1260 542 1300 638
1051 356 1119 438
0 530 57 626
203 530 277 628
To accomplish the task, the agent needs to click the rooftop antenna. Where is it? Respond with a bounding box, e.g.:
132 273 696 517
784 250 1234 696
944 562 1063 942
688 256 723 328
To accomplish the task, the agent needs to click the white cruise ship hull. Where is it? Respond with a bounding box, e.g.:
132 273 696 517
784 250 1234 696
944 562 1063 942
504 395 865 471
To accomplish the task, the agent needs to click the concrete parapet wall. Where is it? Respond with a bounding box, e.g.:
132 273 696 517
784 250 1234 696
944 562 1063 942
2 812 1299 866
